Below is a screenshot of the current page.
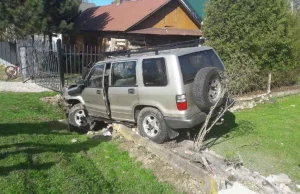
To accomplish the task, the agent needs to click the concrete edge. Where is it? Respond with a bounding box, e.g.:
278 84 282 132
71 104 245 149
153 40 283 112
235 88 300 102
114 124 218 194
231 89 300 111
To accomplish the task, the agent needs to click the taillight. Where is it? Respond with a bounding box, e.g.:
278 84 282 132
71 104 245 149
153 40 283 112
176 94 187 111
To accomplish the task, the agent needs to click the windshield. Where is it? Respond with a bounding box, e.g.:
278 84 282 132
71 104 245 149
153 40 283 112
178 49 225 84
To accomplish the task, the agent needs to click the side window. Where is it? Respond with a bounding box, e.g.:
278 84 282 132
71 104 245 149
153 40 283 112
142 58 167 87
112 61 137 87
87 65 104 88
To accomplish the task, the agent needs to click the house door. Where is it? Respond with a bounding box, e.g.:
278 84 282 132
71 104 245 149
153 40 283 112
108 61 139 122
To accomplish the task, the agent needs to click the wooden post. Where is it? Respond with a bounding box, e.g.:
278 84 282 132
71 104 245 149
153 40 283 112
267 72 272 94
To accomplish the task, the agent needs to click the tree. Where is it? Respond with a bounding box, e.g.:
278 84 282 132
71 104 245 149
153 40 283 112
0 0 45 40
203 0 294 70
41 0 81 42
0 0 81 41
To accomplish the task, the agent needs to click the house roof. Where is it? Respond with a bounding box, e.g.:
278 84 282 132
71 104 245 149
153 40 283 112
77 0 169 32
184 0 208 21
79 2 96 12
128 28 202 36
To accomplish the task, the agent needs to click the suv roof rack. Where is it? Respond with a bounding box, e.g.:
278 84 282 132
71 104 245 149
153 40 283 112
104 39 203 58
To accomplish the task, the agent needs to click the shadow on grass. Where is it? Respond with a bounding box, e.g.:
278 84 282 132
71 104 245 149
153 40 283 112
173 112 255 148
0 121 111 177
0 121 71 137
203 112 256 148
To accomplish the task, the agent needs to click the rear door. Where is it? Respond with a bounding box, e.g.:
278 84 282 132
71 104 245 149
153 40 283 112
81 64 109 119
108 60 139 121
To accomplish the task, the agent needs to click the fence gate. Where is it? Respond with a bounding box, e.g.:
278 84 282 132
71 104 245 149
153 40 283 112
17 39 63 92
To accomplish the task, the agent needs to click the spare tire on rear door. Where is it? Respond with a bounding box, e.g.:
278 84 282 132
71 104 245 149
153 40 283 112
192 67 225 111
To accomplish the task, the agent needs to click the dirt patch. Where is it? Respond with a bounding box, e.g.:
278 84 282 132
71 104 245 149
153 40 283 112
115 136 204 194
40 94 69 112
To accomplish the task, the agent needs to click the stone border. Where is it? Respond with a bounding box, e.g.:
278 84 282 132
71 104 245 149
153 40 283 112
114 124 219 194
231 89 300 111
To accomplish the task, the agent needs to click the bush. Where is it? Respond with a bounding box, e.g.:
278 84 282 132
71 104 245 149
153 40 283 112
203 0 294 70
225 52 263 95
270 69 300 89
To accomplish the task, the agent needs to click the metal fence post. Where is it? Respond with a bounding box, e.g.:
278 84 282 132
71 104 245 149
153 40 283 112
56 39 65 92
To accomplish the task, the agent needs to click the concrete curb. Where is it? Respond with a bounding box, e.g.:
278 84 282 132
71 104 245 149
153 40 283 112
235 88 300 102
114 124 219 194
231 89 300 111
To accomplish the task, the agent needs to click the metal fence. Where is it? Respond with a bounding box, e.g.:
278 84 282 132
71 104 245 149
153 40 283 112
16 39 61 90
0 41 18 66
62 45 104 86
5 38 203 92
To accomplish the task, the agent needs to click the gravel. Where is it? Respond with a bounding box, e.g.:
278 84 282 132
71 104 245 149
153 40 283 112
0 81 51 93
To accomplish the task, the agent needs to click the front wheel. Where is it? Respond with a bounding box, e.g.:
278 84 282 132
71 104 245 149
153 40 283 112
68 103 90 133
137 107 169 144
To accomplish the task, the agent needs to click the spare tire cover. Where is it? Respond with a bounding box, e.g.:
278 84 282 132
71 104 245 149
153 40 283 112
192 67 224 111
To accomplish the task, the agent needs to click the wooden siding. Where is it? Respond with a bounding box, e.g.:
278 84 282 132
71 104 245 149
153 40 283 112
134 1 199 30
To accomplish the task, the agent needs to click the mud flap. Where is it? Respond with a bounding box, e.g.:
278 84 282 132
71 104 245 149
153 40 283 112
168 128 180 139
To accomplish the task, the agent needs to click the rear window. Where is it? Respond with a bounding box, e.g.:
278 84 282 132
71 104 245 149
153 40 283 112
179 50 224 84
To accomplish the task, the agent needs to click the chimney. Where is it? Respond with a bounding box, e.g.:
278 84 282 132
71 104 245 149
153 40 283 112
116 0 125 6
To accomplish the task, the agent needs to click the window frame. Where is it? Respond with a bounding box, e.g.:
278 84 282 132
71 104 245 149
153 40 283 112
110 60 138 88
142 57 168 87
86 63 105 88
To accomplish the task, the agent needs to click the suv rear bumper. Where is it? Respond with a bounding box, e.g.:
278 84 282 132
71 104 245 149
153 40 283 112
164 112 207 129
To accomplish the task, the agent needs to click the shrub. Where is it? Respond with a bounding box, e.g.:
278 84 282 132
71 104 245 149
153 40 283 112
225 52 263 95
203 0 294 70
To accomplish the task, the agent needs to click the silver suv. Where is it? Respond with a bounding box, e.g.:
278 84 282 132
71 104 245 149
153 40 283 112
63 46 226 143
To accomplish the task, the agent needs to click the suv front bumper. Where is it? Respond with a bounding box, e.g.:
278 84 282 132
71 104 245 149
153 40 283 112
164 112 207 129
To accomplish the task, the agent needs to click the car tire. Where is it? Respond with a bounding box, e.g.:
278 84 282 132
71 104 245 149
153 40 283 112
137 107 169 144
68 103 90 133
192 67 225 111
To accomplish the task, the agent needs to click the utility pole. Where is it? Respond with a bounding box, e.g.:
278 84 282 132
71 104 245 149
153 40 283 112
291 0 294 13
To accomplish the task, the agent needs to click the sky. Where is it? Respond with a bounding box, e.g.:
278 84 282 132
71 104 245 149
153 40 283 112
90 0 111 6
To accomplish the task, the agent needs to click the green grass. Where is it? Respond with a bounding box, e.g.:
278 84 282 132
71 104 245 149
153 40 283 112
0 64 6 81
0 92 177 194
206 94 300 183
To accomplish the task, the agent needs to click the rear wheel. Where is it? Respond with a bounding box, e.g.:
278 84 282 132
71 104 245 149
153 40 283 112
137 107 169 144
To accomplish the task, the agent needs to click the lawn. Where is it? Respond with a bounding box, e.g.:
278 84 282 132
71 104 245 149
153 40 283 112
0 64 6 81
0 92 177 194
206 94 300 183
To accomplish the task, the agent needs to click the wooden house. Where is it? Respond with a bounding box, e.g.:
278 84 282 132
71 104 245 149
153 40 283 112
65 0 202 52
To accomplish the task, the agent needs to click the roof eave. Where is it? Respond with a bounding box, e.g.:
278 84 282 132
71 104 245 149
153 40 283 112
125 0 172 32
178 0 201 28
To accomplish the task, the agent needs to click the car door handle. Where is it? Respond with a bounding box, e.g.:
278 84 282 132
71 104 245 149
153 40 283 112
128 88 135 94
96 90 101 95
